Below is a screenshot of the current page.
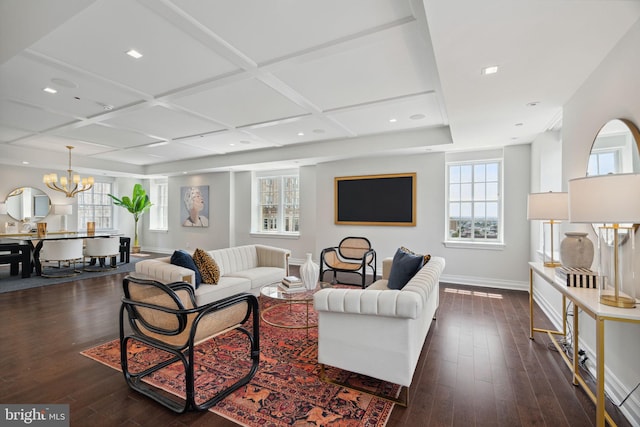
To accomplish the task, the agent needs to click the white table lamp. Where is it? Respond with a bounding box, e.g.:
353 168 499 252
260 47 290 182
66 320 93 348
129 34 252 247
53 204 72 231
0 202 7 215
528 192 569 267
569 173 640 308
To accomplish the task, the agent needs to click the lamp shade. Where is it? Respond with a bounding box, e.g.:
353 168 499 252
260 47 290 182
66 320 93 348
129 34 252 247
569 173 640 223
53 204 72 215
0 202 6 215
527 192 569 220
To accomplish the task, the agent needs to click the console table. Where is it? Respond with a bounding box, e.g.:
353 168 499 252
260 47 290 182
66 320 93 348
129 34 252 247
529 262 640 427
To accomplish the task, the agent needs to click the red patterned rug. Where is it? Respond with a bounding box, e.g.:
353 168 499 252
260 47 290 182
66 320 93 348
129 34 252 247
81 300 397 426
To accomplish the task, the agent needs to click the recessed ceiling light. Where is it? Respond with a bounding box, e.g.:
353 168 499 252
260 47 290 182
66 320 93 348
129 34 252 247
389 118 397 123
22 161 29 165
515 123 524 127
297 132 305 136
526 101 540 107
229 143 235 146
481 65 499 75
43 87 57 94
126 49 143 59
410 114 425 120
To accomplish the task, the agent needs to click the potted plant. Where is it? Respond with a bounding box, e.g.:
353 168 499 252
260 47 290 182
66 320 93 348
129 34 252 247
108 183 152 253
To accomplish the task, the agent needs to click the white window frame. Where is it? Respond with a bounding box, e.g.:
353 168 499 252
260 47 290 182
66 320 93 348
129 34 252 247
587 148 620 176
76 181 115 231
445 155 504 248
149 179 168 231
251 170 300 236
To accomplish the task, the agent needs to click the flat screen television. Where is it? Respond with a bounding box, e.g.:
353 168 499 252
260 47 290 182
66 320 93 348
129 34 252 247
334 172 416 226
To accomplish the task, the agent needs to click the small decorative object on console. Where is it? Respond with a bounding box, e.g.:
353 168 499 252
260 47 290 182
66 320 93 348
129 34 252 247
555 266 599 289
560 232 594 269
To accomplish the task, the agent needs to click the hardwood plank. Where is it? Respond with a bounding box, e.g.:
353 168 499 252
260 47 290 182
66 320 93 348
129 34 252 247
0 267 633 426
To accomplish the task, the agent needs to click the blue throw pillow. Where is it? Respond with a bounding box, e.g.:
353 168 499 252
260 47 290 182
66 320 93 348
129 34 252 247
170 250 202 288
387 248 424 290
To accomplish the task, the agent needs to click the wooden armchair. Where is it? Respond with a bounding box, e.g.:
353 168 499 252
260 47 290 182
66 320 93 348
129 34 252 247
119 275 260 413
319 237 376 288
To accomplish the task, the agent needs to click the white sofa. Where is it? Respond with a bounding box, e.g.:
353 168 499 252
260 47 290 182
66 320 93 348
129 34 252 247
313 256 445 391
135 244 290 305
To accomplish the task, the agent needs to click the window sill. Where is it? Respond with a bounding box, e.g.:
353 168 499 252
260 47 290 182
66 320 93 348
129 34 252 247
250 232 300 239
443 241 505 250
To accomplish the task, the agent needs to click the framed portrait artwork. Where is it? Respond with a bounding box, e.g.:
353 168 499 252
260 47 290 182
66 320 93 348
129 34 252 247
181 185 209 227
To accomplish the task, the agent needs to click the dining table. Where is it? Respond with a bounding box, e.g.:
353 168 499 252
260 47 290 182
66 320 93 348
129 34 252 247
5 233 122 276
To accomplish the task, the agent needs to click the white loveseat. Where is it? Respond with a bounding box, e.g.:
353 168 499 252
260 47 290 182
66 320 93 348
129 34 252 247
135 244 290 305
313 256 445 395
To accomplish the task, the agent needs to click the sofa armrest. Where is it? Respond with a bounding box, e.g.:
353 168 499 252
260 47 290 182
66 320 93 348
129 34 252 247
255 244 291 273
135 259 196 287
314 288 422 319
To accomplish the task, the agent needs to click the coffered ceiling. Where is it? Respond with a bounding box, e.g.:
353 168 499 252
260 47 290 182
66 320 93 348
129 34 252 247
0 0 638 177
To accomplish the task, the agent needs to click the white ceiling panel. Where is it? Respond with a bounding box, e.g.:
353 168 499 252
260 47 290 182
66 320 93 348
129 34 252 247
179 130 275 154
103 105 224 139
0 124 32 142
0 55 140 118
0 99 76 132
1 0 636 176
11 134 115 156
54 124 161 148
247 116 350 145
328 92 444 136
173 78 309 127
272 21 436 111
171 0 414 64
94 142 213 165
29 0 239 96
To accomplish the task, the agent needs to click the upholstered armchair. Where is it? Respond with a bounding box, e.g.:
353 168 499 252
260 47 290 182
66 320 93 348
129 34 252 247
39 239 84 278
319 237 376 288
84 236 120 271
119 275 260 413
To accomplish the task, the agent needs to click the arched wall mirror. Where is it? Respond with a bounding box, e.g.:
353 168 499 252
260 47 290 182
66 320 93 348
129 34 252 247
588 118 640 233
5 187 51 222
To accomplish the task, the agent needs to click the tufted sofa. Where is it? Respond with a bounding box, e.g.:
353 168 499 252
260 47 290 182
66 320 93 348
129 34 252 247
313 256 445 395
135 244 290 305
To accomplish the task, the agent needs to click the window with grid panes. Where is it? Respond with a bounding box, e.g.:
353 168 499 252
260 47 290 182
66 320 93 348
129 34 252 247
447 161 501 242
255 173 299 234
77 182 114 230
149 179 168 231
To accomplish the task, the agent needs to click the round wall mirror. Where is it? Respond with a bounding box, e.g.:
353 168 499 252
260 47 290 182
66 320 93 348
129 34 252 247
5 187 51 222
588 118 640 234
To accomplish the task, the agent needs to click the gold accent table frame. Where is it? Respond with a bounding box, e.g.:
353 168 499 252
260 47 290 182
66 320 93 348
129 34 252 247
529 262 640 427
260 283 330 337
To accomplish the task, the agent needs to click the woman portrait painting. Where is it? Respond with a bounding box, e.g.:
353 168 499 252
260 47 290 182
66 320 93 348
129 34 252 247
181 185 209 227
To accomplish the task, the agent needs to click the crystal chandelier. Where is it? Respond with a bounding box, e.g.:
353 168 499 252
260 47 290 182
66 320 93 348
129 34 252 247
43 146 94 197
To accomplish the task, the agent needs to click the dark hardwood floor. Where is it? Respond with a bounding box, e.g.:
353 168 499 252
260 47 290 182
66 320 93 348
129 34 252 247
0 263 631 426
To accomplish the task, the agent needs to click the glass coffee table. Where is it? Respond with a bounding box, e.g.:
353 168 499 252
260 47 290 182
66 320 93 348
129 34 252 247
260 282 331 335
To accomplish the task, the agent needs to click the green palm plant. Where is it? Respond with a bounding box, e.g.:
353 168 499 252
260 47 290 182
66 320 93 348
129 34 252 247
108 183 152 251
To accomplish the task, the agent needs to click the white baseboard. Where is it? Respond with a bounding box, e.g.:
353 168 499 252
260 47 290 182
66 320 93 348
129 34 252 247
440 273 528 291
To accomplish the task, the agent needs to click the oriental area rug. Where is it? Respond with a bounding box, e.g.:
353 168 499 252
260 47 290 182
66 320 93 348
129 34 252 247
81 301 398 426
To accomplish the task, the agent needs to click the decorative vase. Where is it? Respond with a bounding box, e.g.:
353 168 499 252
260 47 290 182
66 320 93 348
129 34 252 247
300 253 319 290
560 232 594 269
